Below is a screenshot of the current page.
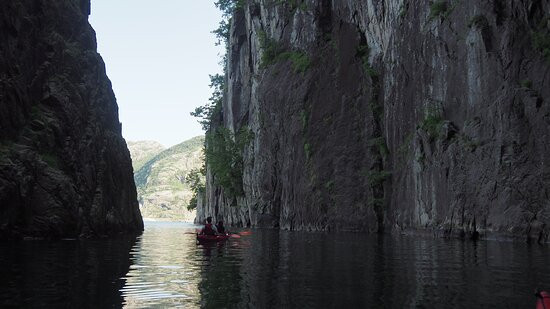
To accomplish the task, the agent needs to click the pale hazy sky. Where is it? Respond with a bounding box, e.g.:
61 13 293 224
89 1 224 147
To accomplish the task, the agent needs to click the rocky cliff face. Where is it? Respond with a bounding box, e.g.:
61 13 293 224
198 0 550 242
0 0 143 238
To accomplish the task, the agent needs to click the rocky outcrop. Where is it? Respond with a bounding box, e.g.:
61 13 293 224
198 0 550 242
132 136 204 221
0 0 143 238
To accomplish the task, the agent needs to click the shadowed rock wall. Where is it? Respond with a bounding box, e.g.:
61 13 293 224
0 0 143 238
197 0 550 242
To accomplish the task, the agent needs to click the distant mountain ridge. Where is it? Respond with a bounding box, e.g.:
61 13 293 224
129 136 204 221
127 141 165 171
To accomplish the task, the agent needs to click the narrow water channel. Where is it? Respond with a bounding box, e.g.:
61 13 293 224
1 221 549 308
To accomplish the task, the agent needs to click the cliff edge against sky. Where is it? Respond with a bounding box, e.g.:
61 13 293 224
0 0 143 238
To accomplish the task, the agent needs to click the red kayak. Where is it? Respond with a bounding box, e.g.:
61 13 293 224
536 291 550 309
196 233 231 243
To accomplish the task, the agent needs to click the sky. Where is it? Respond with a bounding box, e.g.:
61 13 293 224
89 0 225 147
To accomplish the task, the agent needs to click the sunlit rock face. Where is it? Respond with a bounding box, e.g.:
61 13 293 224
198 0 550 242
0 0 143 238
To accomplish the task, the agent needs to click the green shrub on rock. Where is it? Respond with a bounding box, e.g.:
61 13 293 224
419 106 444 140
428 1 457 21
185 168 205 211
258 30 310 73
367 170 391 187
205 127 253 199
532 29 550 63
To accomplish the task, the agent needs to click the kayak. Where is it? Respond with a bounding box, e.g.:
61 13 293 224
196 233 231 243
536 291 550 309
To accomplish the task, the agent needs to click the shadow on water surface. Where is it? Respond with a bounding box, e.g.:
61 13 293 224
210 230 550 308
196 241 245 308
2 222 550 308
0 234 138 308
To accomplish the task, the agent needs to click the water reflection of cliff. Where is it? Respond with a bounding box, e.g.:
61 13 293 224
5 223 550 307
196 240 246 307
0 235 138 307
213 231 550 308
237 231 382 307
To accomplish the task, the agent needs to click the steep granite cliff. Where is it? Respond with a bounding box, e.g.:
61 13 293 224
0 0 143 238
198 0 550 242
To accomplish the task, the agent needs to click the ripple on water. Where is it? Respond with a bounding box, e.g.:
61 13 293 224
126 224 550 307
2 221 550 308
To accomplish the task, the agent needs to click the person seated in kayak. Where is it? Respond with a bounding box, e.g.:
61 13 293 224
216 220 226 234
200 217 218 235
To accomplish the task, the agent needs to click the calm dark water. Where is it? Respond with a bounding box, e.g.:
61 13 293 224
1 221 550 308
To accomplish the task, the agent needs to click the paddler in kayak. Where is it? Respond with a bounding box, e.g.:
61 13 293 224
200 217 218 235
216 220 226 234
536 290 550 309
